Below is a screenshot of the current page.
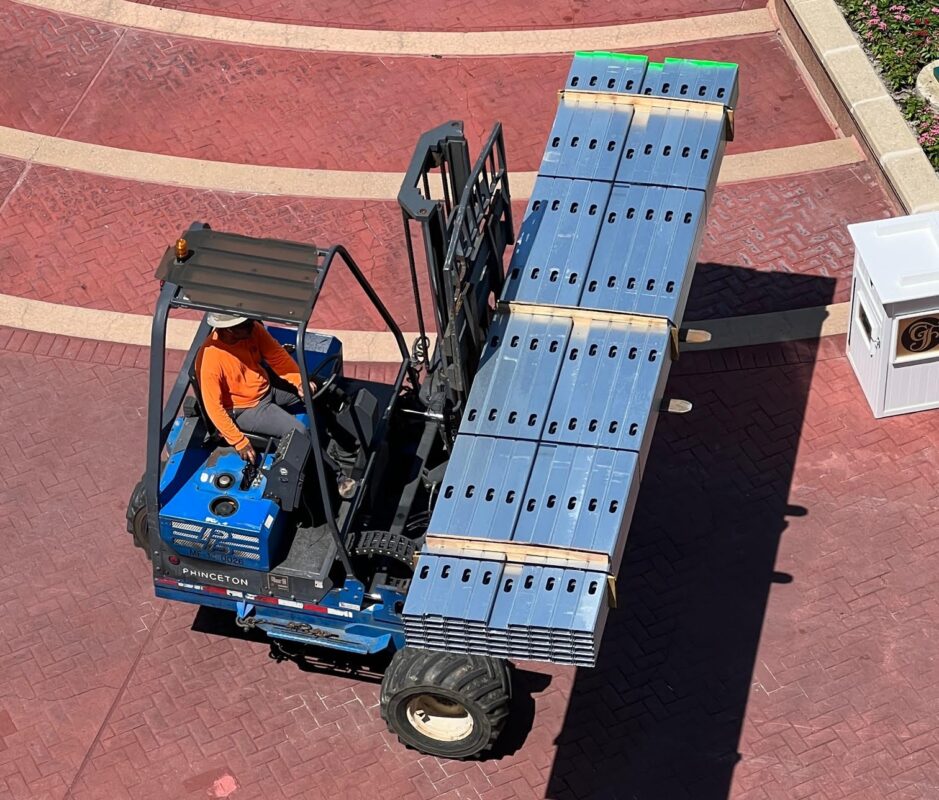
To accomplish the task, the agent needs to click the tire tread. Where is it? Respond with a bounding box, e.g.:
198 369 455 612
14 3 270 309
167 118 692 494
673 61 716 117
380 648 512 758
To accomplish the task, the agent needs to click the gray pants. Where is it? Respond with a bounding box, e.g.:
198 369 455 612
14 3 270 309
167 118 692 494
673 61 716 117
231 387 306 439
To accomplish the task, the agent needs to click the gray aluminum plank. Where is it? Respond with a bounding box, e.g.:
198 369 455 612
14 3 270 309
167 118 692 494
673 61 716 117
402 553 442 617
403 52 735 671
540 97 635 181
404 554 505 621
501 177 611 306
639 58 739 106
570 574 609 635
565 52 649 94
513 444 639 556
426 437 534 540
545 319 671 452
461 311 571 439
440 559 503 623
427 437 643 561
580 183 706 322
486 563 526 631
488 564 607 638
525 566 569 631
615 104 725 195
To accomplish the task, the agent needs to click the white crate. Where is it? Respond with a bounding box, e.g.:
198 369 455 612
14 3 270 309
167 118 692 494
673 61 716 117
848 212 939 417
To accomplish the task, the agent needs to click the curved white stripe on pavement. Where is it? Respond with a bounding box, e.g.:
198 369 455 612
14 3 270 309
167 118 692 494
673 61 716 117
0 294 849 359
0 294 419 361
0 127 864 199
13 0 774 56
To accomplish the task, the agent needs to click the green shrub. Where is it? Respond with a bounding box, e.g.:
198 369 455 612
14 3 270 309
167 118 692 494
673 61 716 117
837 1 939 168
904 94 939 162
838 1 937 89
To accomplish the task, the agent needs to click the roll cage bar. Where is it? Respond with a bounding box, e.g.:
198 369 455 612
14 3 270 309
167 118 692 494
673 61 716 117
144 226 413 580
145 121 514 583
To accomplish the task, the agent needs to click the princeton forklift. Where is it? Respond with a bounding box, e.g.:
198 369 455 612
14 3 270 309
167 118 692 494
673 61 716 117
127 122 517 758
129 49 736 760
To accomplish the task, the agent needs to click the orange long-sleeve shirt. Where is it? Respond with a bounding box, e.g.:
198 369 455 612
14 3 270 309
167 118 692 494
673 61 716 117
195 325 303 449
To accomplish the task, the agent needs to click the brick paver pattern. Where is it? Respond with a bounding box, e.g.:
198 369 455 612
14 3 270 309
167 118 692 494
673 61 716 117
0 161 895 328
2 331 938 799
0 4 834 170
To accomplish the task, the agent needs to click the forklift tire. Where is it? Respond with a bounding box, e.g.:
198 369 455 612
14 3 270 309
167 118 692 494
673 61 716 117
126 479 150 558
380 647 511 759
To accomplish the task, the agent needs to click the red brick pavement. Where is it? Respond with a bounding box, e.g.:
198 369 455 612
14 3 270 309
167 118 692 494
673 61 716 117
691 161 898 320
0 158 25 206
0 161 896 326
2 0 932 797
1 3 834 169
0 162 415 331
142 0 767 31
549 341 939 800
0 3 122 138
2 330 938 799
0 326 398 381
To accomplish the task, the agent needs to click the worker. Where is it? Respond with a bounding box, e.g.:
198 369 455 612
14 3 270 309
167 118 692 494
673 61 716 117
195 313 314 464
196 313 358 500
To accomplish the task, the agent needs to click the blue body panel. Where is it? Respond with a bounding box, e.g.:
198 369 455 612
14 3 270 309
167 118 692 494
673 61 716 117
154 582 408 654
160 450 286 570
265 326 342 377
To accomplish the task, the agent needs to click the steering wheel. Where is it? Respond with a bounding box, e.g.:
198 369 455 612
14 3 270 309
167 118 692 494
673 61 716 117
307 353 342 401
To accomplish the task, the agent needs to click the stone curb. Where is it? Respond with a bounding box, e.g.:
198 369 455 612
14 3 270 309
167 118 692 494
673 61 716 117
784 0 939 213
0 126 865 200
14 0 774 57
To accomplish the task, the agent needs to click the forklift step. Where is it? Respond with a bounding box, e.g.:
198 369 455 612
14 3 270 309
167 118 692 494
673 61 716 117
272 525 337 583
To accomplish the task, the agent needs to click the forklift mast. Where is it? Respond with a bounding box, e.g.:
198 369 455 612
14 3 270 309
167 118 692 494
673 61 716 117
398 121 514 443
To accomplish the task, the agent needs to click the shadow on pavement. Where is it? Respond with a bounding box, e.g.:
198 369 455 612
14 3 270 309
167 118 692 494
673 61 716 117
546 264 836 800
686 261 841 319
491 668 553 759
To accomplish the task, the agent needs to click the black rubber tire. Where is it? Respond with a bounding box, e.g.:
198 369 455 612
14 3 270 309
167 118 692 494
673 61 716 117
380 647 512 759
126 479 150 558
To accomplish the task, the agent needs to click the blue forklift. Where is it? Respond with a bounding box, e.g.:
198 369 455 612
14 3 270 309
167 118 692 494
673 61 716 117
127 122 517 759
128 50 736 760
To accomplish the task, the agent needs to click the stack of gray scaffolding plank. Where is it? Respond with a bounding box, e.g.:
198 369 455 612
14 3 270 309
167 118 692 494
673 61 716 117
403 52 738 666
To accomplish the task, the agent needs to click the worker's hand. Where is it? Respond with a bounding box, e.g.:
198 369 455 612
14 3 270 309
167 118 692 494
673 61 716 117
296 378 319 400
236 439 257 464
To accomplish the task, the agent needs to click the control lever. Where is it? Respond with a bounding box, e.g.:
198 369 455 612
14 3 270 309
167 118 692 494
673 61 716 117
239 439 273 491
324 381 352 409
239 459 258 491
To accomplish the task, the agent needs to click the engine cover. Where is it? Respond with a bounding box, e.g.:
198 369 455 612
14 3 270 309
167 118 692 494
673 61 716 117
160 450 287 571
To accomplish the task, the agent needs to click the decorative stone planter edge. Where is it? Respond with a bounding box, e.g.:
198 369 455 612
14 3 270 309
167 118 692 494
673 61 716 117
783 0 939 213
